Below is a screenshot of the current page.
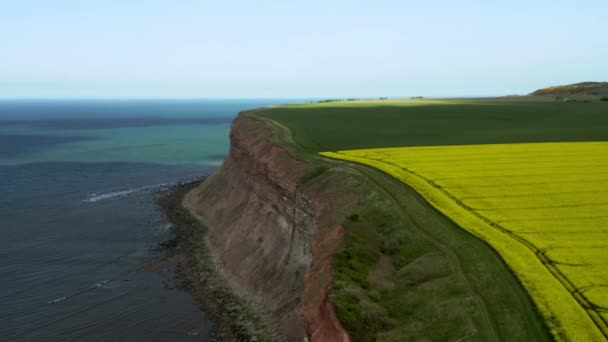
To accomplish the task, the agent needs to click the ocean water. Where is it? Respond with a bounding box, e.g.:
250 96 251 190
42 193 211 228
0 99 286 341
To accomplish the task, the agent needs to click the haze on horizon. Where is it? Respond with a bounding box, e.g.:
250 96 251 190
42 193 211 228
1 0 607 99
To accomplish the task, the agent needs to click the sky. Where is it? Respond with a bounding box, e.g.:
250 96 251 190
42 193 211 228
1 0 607 99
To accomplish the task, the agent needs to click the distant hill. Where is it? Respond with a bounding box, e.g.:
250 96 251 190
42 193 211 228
531 82 608 96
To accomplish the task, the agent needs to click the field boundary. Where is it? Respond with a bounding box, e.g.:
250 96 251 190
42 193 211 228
321 151 607 342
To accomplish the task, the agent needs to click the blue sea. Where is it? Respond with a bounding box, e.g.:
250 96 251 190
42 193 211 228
0 99 289 341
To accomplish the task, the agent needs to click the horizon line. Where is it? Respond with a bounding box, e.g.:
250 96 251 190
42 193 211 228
0 94 512 101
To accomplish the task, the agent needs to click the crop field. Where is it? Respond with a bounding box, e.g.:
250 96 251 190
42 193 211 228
260 99 608 153
322 141 608 341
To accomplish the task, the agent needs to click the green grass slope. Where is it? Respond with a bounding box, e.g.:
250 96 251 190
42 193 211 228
253 98 608 341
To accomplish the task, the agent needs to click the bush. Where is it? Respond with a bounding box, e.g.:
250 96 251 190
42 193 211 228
380 238 400 255
601 96 608 102
347 213 360 222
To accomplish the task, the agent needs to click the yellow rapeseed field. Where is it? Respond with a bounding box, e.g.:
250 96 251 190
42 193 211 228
321 141 608 342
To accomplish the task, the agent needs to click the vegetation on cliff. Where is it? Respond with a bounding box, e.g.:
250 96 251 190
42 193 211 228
531 82 608 96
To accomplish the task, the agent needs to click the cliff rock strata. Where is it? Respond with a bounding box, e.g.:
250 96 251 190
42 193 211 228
186 113 356 341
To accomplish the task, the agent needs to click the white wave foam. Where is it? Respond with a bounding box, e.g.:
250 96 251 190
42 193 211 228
83 179 199 203
95 280 110 287
48 279 112 304
48 296 67 304
84 189 138 202
159 223 174 231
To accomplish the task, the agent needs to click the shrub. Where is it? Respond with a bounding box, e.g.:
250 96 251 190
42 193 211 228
347 213 360 222
601 96 608 102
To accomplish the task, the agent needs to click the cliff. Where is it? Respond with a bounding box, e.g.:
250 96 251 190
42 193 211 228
184 113 357 341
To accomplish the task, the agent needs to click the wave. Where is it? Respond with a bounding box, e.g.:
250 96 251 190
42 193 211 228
83 189 140 202
48 296 67 304
83 178 200 203
47 280 111 304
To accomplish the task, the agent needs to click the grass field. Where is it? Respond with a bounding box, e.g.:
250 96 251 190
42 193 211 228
322 142 608 341
257 98 608 341
261 99 608 153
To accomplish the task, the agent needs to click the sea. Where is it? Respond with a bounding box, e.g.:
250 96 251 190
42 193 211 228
0 99 291 341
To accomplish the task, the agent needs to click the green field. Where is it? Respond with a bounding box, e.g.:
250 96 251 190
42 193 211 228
256 98 608 341
261 99 608 152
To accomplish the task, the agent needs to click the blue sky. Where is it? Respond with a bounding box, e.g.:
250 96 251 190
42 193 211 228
1 0 607 98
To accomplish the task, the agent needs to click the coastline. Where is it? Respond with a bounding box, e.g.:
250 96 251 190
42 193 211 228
153 102 562 340
157 179 272 342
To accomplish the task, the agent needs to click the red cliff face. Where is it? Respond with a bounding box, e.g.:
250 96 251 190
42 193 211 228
186 114 357 341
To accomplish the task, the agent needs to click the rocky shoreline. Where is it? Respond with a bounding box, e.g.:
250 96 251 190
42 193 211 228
157 180 271 342
154 112 355 342
173 113 354 341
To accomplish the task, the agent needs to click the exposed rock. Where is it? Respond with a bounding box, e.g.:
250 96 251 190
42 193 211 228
186 113 358 341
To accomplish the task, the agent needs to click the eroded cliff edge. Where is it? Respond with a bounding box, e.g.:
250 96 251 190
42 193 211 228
184 112 356 341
